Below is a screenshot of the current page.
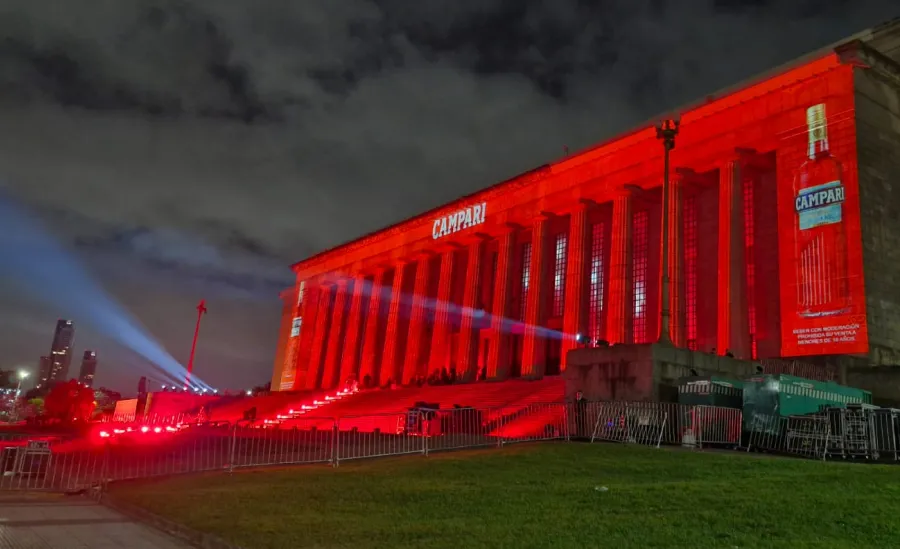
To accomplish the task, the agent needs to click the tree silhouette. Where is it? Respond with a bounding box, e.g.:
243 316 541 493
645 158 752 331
43 380 95 423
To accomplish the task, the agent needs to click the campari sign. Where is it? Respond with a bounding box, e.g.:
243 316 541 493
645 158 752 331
432 202 487 240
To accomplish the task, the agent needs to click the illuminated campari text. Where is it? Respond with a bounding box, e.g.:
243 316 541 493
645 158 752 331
432 202 487 240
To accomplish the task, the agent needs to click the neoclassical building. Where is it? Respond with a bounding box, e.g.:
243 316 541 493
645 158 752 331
271 21 900 392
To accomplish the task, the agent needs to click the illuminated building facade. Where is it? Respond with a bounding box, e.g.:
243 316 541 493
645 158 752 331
272 20 900 393
79 350 97 388
38 319 75 388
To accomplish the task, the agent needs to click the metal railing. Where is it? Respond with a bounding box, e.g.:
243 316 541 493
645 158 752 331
4 401 898 493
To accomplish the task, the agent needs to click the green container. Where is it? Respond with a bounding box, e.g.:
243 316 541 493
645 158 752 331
677 376 744 409
742 374 872 434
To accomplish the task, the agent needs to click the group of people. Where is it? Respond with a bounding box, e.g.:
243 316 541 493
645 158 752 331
351 365 490 393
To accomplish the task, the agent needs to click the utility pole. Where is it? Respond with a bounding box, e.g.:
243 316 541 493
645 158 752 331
185 299 207 390
656 118 680 346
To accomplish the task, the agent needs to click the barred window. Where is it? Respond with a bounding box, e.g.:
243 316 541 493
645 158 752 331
588 222 606 341
743 178 757 359
684 197 698 350
520 242 532 320
552 233 568 317
632 210 649 344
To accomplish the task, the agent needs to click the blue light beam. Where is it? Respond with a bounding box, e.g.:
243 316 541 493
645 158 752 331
0 190 212 390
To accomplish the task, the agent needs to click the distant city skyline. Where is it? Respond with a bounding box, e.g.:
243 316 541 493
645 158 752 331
38 319 75 389
79 350 98 388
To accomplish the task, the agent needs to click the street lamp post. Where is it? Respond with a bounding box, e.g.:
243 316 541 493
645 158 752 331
656 118 680 346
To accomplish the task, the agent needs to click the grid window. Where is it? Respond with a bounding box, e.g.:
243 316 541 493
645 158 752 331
520 242 532 321
632 210 650 344
684 197 699 350
743 178 757 359
483 252 498 312
552 233 568 317
588 222 606 341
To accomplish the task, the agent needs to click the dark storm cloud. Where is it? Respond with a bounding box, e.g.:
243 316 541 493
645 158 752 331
0 0 895 389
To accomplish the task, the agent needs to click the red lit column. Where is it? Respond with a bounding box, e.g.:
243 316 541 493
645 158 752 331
281 283 321 391
304 283 334 390
429 249 457 374
380 262 409 386
668 171 687 348
294 283 323 384
271 285 301 391
458 238 486 382
521 215 551 379
717 156 751 358
358 268 387 386
402 255 434 384
338 274 368 386
606 193 633 344
561 201 591 367
487 228 516 380
321 279 350 390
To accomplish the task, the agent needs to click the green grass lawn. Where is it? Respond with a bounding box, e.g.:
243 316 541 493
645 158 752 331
111 443 900 549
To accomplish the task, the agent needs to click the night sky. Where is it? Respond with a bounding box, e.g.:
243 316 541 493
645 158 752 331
0 1 896 393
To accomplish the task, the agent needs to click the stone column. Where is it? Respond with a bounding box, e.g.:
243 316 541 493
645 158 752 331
487 228 516 380
561 201 591 368
358 268 387 387
304 284 334 390
606 193 633 344
338 274 368 386
458 237 486 382
402 255 434 384
521 215 551 378
271 285 301 391
281 283 322 391
321 279 350 390
429 249 458 374
717 156 751 359
380 262 409 386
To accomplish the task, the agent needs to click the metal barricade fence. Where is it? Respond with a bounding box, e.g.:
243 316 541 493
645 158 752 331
743 414 788 454
587 402 672 448
785 416 829 460
335 413 425 462
695 406 742 449
0 401 751 491
496 403 569 446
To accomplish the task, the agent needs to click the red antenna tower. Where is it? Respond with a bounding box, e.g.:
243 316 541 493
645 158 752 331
185 299 207 390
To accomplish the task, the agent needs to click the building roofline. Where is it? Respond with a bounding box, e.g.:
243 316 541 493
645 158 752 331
291 17 898 273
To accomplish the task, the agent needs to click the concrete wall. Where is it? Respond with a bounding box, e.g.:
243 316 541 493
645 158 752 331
854 63 900 366
564 344 757 402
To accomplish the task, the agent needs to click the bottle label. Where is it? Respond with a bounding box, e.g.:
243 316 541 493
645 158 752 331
795 180 844 230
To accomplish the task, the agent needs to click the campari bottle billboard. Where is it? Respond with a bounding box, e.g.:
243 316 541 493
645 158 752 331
779 95 868 357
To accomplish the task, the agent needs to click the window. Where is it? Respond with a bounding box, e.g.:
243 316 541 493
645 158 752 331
588 222 606 341
743 178 757 359
684 197 698 350
520 242 532 320
483 252 498 312
552 233 568 317
632 210 649 343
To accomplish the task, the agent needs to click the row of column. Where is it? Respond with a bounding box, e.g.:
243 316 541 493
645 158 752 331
286 154 761 391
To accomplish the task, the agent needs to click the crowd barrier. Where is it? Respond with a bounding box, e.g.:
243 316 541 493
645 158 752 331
2 401 896 492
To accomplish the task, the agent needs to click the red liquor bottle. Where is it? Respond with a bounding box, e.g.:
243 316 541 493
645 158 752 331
793 103 850 318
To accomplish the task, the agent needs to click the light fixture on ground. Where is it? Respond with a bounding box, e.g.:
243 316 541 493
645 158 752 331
656 117 680 346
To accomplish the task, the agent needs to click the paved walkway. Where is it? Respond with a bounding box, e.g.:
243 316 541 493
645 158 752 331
0 494 192 548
